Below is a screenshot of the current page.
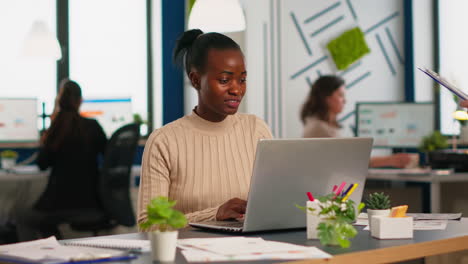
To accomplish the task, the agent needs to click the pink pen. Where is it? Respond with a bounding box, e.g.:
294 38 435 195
335 182 346 196
307 192 315 201
332 185 337 192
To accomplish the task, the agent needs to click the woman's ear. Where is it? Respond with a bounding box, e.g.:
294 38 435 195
189 71 201 91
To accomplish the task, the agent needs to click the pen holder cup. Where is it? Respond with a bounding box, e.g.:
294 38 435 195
306 201 323 239
370 216 413 239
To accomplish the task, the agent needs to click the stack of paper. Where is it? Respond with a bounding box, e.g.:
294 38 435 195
177 237 331 262
0 237 134 264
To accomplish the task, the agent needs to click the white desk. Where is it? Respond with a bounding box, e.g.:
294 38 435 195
0 166 49 225
368 169 468 213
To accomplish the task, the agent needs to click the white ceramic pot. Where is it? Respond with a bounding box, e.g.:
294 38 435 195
367 209 390 230
149 230 178 262
1 158 16 170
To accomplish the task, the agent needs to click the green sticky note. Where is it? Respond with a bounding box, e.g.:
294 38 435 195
327 27 370 70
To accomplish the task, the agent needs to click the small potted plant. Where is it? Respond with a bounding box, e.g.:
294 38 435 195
418 131 448 166
365 192 391 229
298 193 365 248
139 196 187 262
1 150 19 170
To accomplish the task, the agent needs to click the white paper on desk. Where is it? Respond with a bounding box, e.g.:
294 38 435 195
413 220 448 230
178 237 313 256
363 220 448 231
0 236 124 264
407 213 462 220
181 247 332 262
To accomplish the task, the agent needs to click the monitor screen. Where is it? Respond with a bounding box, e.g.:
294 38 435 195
0 98 39 142
80 98 133 138
355 102 434 148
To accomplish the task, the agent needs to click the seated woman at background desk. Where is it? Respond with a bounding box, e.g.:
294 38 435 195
300 75 411 168
138 29 272 228
17 80 107 240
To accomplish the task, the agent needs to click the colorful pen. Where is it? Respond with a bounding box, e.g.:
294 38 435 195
332 185 338 192
342 183 354 197
342 183 358 201
307 192 315 201
335 181 346 196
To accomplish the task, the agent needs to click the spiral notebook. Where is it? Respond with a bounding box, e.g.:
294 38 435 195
63 238 150 252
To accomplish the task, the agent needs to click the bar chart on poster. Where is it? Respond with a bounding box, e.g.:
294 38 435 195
80 98 133 137
0 98 39 142
356 102 434 148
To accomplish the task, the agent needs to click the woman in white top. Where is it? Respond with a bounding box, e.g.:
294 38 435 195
300 75 411 168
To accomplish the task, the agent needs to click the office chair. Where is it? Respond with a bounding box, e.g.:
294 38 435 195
67 123 140 235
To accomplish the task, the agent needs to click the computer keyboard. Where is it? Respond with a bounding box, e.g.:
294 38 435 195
201 221 244 228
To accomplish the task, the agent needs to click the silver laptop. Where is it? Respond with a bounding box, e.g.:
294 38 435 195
190 138 373 232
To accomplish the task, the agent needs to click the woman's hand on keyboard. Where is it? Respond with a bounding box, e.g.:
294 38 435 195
216 198 247 221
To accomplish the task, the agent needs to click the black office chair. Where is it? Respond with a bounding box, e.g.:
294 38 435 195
68 123 140 235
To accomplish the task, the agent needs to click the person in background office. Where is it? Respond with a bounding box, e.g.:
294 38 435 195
138 29 272 229
17 79 107 241
300 75 411 168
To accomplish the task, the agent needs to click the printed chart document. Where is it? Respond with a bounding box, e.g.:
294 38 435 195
178 237 331 262
406 213 462 220
363 220 448 231
0 237 133 264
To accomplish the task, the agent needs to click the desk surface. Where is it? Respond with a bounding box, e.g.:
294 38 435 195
73 218 468 264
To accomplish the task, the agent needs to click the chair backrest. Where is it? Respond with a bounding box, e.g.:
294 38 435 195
99 123 140 227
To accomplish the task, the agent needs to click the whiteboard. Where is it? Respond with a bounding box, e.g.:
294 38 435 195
0 98 39 142
80 98 133 138
356 103 434 148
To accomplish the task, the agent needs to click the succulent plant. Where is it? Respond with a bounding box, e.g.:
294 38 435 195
365 192 391 210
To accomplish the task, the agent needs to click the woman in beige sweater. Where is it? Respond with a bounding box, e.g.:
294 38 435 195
300 75 411 168
137 29 272 228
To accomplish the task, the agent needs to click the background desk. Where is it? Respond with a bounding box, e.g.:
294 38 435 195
367 170 468 213
0 166 48 225
67 219 468 264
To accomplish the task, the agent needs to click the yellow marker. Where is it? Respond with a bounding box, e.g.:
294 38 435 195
391 205 408 217
342 183 358 202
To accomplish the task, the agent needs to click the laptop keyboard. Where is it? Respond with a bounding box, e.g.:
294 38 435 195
201 221 244 228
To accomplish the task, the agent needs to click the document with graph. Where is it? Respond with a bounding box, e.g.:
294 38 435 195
418 67 468 100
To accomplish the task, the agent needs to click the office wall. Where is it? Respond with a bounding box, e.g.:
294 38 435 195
182 0 435 137
243 0 411 138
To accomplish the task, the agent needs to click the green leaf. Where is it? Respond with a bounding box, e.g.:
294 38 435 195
142 196 187 231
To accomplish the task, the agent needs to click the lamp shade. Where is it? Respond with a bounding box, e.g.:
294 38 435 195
453 110 468 121
23 20 62 60
188 0 246 33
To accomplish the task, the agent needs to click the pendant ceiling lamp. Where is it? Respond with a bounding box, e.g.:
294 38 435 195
23 20 62 60
188 0 246 33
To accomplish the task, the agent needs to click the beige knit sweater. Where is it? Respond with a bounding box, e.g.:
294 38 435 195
137 111 272 227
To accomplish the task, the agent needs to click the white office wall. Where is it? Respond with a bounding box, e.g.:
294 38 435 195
243 0 406 138
412 0 435 102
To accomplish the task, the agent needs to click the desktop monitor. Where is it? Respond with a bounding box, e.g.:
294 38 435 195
0 98 39 142
355 102 434 148
80 98 133 138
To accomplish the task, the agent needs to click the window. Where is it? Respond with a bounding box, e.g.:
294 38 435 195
0 0 57 123
69 0 148 135
439 0 468 135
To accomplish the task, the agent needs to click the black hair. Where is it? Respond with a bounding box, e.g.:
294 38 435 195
43 79 86 151
173 29 241 76
300 75 345 125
